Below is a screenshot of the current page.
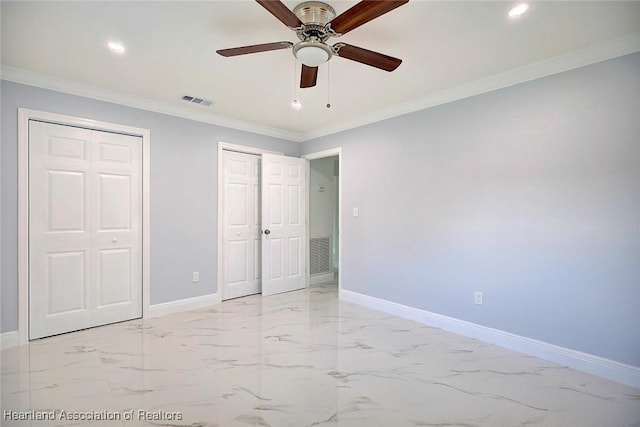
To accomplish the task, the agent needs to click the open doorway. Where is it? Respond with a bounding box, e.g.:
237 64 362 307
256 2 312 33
303 148 341 290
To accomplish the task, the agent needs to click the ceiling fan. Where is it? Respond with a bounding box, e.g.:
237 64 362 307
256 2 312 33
217 0 409 88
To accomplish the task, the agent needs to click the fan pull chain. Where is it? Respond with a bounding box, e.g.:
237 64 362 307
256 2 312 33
292 57 302 109
326 61 331 109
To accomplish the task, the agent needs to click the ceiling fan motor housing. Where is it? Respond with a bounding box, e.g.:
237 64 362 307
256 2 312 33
292 1 337 66
293 2 336 26
293 1 336 41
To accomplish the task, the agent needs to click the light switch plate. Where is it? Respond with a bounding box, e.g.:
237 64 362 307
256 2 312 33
474 291 483 305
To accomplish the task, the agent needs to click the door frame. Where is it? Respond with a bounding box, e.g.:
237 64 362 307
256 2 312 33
216 142 282 301
17 108 151 345
301 148 342 292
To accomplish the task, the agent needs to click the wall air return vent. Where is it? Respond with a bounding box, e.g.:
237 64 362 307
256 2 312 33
181 95 213 106
310 236 331 276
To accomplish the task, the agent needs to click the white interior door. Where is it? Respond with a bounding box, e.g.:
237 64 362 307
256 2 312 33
261 153 306 296
90 130 142 326
222 151 261 300
29 121 142 339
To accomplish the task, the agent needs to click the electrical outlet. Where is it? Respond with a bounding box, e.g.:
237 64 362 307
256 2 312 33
353 207 359 217
192 272 200 283
474 291 483 305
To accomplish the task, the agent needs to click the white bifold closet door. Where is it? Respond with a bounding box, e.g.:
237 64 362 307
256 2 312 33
29 121 142 339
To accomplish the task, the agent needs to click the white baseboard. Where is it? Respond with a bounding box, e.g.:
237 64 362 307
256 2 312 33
310 273 335 285
148 293 221 319
1 331 19 350
1 293 221 349
340 289 640 390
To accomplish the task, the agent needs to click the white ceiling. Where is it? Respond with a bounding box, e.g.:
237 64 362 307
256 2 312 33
2 1 640 141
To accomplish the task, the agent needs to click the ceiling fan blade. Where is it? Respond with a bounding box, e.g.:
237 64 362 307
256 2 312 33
217 41 293 57
334 43 402 72
329 0 408 35
256 0 303 28
300 65 318 88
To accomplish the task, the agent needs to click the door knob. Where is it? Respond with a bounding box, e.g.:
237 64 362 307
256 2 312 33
264 229 270 235
112 237 118 243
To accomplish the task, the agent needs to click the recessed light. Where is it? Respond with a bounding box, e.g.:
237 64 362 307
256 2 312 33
107 41 126 54
291 99 303 110
508 3 529 18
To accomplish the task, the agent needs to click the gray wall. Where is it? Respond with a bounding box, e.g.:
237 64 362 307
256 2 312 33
301 53 640 367
1 81 300 333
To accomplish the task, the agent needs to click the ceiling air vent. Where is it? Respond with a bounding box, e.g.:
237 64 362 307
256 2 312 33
181 95 213 107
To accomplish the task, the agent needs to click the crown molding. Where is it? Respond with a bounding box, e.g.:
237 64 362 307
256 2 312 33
0 66 303 142
301 32 640 142
3 32 639 144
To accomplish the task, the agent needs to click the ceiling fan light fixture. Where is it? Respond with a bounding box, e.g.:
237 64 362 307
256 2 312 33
293 40 332 67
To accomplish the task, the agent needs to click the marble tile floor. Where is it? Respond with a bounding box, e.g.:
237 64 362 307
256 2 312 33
1 284 639 427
